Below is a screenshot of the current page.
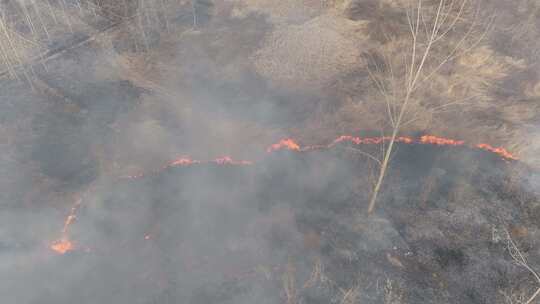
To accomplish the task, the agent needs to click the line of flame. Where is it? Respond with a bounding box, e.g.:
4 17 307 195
267 135 517 160
50 134 517 254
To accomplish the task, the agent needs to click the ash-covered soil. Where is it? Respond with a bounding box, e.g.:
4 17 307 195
9 144 537 304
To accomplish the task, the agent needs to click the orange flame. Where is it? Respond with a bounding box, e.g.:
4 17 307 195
50 198 82 254
120 156 255 182
476 143 518 160
267 138 301 153
51 239 74 254
419 135 465 146
267 135 517 160
169 157 201 167
50 133 518 255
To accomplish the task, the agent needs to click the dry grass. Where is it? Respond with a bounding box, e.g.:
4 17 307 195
252 12 368 90
273 0 540 169
2 0 538 168
363 0 496 213
235 0 326 24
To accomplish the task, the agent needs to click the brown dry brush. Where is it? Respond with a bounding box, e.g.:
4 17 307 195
366 0 496 214
0 10 37 88
0 0 179 86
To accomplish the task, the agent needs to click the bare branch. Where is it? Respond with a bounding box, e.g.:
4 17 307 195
342 146 382 167
367 0 489 214
505 228 540 304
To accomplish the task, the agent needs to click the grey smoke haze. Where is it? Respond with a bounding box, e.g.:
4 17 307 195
1 1 540 303
0 1 316 303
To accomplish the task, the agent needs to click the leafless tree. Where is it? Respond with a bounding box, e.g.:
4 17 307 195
367 0 494 214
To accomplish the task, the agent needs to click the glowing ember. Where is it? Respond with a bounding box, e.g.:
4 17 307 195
332 135 405 145
420 135 465 146
266 135 516 160
51 239 74 254
169 157 201 166
397 136 414 144
50 198 82 254
267 138 301 152
333 135 363 145
476 143 518 160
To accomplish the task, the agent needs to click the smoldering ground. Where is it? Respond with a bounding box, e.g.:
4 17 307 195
3 140 540 304
0 1 323 303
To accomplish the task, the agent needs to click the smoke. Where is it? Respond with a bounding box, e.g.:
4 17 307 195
0 1 312 303
1 1 539 303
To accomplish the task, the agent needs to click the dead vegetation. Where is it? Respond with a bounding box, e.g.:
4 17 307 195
360 0 497 213
0 0 194 86
252 12 368 90
1 1 539 301
1 0 538 168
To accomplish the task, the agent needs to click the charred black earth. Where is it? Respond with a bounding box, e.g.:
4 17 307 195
21 143 540 304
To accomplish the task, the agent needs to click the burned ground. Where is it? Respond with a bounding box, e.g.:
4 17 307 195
7 144 535 304
1 1 540 304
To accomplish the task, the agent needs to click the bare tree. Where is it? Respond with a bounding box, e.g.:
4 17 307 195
366 0 493 214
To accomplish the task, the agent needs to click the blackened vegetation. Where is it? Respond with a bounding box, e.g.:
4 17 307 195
434 247 467 269
29 42 143 187
52 143 540 304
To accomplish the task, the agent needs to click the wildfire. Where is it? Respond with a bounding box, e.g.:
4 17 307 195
476 143 518 160
419 135 465 146
50 133 518 255
120 156 253 181
169 157 201 167
266 135 517 160
51 239 74 254
50 198 82 254
267 138 301 153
